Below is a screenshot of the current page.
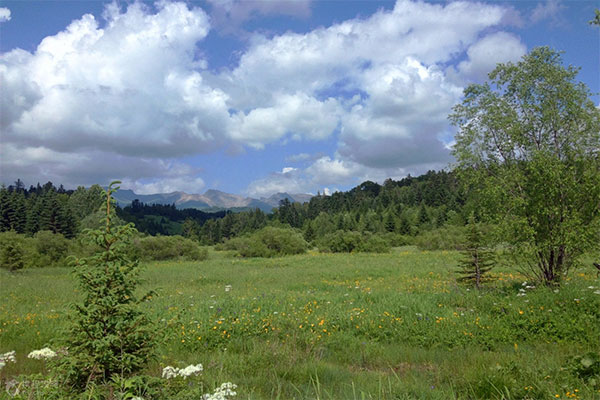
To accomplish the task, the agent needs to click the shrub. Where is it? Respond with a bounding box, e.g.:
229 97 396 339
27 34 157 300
133 235 209 261
254 226 307 255
380 232 412 247
0 231 25 271
318 230 362 253
358 233 391 253
413 225 469 251
34 230 70 266
221 226 308 257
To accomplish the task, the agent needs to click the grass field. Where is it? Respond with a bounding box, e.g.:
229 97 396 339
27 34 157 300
1 247 599 399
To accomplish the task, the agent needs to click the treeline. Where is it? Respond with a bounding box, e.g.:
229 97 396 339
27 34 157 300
0 181 225 237
1 170 469 253
184 170 468 248
117 200 226 236
0 181 86 238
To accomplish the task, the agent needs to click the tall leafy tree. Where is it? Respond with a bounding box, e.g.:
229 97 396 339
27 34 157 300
450 47 600 285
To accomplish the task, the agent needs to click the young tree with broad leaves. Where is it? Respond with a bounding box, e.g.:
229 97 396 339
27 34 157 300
450 47 600 286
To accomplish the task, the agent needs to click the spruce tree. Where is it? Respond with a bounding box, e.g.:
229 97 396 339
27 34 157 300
0 187 11 232
61 181 156 389
456 215 494 289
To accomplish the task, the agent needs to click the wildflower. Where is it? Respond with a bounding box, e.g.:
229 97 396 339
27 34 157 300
162 366 179 379
202 382 238 400
0 351 16 370
27 347 56 360
162 363 203 379
225 285 232 292
179 363 203 378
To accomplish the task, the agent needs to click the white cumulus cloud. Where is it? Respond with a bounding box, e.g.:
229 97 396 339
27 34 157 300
0 7 10 22
449 32 527 83
1 0 528 194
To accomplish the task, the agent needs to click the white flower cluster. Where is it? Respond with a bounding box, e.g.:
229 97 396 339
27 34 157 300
517 282 536 297
0 351 16 370
161 363 203 379
202 382 238 400
27 347 57 360
225 285 232 292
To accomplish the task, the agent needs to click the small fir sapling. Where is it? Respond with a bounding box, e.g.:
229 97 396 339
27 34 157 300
456 214 495 289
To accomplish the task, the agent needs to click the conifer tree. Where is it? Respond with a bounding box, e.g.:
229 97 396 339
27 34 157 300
62 181 156 389
456 215 494 289
8 191 27 233
398 215 412 235
417 202 429 226
0 187 11 232
384 211 397 233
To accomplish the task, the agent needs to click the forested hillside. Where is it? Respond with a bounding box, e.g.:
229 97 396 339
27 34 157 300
171 170 466 247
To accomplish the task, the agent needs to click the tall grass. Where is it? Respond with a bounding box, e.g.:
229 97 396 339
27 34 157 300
1 247 598 399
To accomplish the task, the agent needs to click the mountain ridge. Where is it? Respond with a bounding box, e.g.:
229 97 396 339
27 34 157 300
112 188 312 213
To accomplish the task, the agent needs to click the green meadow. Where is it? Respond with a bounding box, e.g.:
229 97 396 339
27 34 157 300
1 248 599 399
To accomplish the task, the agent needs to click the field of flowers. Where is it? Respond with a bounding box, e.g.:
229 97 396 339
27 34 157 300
1 247 599 399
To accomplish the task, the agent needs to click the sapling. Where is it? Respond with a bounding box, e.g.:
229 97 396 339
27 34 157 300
456 214 495 289
61 181 156 389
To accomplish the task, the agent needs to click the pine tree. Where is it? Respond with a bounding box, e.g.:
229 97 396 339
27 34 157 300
456 215 495 289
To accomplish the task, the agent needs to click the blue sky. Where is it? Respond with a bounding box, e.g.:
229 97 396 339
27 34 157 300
1 0 598 197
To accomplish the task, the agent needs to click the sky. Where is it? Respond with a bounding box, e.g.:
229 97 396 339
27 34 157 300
0 0 598 197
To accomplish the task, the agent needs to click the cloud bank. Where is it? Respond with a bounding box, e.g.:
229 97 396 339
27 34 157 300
1 0 526 194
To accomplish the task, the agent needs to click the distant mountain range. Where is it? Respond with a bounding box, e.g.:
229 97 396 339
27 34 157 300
112 189 313 213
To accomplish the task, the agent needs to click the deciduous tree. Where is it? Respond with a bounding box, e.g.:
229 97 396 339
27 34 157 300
450 47 600 285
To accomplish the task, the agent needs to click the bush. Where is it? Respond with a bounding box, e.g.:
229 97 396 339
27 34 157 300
318 230 362 253
34 230 70 266
221 227 308 257
317 231 391 253
358 233 391 253
380 232 412 247
133 235 208 261
413 225 469 251
0 231 25 271
0 231 78 269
